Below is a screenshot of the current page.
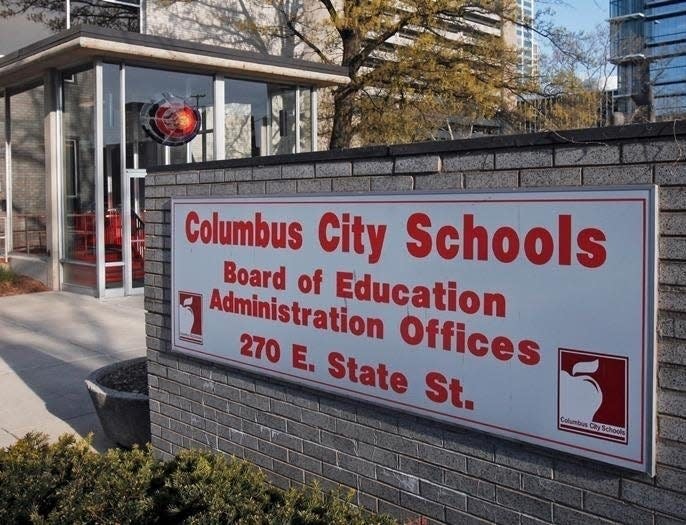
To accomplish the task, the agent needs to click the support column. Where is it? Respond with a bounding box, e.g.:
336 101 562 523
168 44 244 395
44 70 61 290
4 93 11 260
214 75 225 161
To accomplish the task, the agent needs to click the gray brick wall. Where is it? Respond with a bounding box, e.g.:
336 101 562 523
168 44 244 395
146 127 686 525
9 85 47 254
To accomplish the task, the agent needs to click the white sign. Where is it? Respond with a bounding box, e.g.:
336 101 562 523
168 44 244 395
171 188 657 473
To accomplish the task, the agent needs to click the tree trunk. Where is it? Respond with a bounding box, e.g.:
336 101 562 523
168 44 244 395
329 23 361 150
329 86 357 149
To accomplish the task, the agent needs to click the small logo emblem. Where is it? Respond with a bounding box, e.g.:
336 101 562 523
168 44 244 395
178 292 203 344
558 349 628 444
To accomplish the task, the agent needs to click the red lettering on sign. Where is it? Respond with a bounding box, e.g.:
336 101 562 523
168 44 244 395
404 213 606 269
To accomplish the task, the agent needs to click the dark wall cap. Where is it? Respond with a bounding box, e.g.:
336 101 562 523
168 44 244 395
148 120 686 173
150 145 390 173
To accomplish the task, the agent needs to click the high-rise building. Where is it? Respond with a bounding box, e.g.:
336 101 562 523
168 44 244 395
516 0 538 78
610 0 686 120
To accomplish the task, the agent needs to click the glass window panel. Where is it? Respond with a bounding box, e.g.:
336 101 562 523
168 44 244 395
651 56 686 84
270 85 296 155
11 85 47 256
62 68 96 277
189 105 214 163
170 145 186 164
62 262 97 288
69 0 140 32
653 82 686 96
648 4 686 17
130 176 145 288
647 15 686 44
103 64 124 274
126 67 214 169
610 0 643 18
225 79 269 158
299 87 312 153
655 94 686 116
105 265 124 289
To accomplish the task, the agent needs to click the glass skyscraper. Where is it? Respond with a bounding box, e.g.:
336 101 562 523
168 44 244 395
610 0 686 120
517 0 538 78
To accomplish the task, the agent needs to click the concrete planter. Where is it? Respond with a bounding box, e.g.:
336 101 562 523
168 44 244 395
85 357 151 448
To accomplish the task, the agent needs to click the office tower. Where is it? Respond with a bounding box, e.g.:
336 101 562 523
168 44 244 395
610 0 686 120
517 0 538 78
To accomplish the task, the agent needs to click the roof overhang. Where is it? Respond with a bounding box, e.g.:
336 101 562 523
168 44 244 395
0 26 350 91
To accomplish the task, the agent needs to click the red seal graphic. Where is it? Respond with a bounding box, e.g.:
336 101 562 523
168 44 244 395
141 94 201 146
178 291 203 344
558 348 629 444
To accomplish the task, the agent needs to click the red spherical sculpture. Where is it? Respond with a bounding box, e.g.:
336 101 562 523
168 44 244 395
141 94 202 146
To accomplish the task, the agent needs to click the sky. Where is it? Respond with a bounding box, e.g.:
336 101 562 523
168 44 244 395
540 0 609 34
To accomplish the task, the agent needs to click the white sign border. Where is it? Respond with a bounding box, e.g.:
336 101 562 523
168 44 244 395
169 186 658 475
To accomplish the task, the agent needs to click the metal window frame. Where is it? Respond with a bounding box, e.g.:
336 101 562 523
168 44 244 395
121 62 133 295
295 85 301 153
95 61 106 297
3 92 11 259
214 74 225 161
312 88 318 152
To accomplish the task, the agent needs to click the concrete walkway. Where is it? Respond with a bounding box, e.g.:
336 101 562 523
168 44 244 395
0 292 146 451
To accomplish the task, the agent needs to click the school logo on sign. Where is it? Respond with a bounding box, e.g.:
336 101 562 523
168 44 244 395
178 291 203 344
140 94 201 146
558 349 628 444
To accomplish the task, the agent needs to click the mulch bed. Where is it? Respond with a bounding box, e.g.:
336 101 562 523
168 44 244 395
0 274 49 297
100 359 149 395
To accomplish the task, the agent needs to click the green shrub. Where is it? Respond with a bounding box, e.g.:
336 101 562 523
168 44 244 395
152 449 276 524
270 485 396 525
0 434 396 525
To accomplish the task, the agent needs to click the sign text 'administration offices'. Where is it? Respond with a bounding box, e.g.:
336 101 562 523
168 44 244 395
171 189 657 473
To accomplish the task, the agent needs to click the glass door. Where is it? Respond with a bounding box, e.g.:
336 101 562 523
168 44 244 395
123 168 145 294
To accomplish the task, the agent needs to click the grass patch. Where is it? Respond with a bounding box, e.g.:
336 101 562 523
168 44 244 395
0 265 18 284
0 266 49 297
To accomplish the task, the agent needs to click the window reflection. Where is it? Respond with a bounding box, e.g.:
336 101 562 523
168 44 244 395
225 81 310 158
69 0 140 32
225 79 269 158
62 68 96 283
270 85 297 155
125 67 214 168
11 85 47 256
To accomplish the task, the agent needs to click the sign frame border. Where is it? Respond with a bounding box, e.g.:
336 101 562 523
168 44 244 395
168 185 658 475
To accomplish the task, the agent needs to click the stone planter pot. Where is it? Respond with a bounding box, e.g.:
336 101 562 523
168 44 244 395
85 357 151 448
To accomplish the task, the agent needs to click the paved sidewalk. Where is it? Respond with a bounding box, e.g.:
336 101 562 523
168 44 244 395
0 292 146 451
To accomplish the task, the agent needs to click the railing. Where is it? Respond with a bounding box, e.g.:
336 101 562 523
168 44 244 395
67 213 96 258
131 211 145 261
68 209 145 262
12 214 47 256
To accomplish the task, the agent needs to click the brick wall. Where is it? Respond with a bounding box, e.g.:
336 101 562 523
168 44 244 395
145 122 686 525
9 85 47 255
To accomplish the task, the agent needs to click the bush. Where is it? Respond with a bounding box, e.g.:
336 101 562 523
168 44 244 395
0 433 396 525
